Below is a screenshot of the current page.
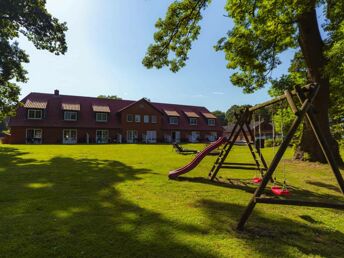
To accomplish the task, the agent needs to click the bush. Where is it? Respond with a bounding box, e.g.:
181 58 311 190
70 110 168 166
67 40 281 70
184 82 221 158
265 138 282 147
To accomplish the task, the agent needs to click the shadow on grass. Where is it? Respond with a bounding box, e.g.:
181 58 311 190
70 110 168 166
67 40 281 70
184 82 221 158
0 147 215 258
176 176 343 203
305 180 341 193
199 199 344 257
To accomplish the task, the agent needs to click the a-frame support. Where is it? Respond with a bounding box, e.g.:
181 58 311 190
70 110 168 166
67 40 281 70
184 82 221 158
208 108 269 181
236 83 344 231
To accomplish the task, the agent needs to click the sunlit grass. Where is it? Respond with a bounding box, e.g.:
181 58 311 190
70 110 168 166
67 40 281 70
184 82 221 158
0 143 342 257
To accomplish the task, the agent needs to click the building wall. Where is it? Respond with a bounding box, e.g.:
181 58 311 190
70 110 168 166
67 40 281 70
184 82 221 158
119 100 164 143
10 127 121 144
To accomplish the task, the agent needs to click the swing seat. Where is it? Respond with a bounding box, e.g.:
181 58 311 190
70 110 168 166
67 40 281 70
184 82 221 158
252 177 262 184
271 186 290 196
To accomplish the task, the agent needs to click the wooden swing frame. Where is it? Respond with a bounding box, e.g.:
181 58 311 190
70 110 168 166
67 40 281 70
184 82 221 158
207 83 344 230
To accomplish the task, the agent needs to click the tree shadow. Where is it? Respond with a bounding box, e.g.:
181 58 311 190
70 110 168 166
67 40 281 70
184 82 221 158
305 180 341 193
0 147 216 258
175 175 343 203
199 199 344 257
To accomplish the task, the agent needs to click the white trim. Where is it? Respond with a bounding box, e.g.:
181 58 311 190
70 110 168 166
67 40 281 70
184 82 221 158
26 128 43 144
96 129 109 143
96 112 108 122
27 109 42 120
64 111 77 121
62 129 78 144
169 117 178 125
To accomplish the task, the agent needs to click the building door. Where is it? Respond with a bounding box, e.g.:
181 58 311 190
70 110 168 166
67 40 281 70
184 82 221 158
172 131 180 143
96 130 109 144
127 130 138 143
146 130 157 143
26 129 42 144
190 131 200 143
63 129 77 144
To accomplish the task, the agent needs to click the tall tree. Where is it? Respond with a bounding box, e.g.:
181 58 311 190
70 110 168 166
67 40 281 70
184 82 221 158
0 0 67 120
143 0 343 164
212 110 227 125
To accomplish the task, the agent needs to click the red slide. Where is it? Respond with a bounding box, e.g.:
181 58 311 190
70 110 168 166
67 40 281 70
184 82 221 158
169 137 226 179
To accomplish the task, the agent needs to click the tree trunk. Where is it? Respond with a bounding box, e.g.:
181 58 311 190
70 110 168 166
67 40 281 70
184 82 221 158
295 7 343 165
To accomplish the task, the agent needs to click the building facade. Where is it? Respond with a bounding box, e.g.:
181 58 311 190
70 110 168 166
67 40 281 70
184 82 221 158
8 90 223 144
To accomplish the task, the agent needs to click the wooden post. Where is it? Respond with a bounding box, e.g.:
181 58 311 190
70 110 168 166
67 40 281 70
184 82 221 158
236 98 312 230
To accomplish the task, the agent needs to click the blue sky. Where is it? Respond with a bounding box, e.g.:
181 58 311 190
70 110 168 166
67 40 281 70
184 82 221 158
18 0 294 112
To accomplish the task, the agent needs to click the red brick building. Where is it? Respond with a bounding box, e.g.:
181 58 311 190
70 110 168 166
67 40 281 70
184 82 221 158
8 90 223 144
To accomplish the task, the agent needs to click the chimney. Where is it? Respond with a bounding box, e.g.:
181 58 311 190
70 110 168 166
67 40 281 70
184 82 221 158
54 89 59 96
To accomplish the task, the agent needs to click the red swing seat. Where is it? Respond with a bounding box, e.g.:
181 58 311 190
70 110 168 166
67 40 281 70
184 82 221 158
252 177 262 184
271 186 290 196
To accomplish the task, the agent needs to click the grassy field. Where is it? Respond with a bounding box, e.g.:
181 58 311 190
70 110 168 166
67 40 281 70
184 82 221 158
0 143 343 257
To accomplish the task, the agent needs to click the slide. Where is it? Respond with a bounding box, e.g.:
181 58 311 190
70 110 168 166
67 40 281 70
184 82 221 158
169 137 226 179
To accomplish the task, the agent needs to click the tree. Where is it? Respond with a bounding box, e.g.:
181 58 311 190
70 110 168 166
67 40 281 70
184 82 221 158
143 0 343 164
97 95 122 100
211 110 227 125
0 0 67 120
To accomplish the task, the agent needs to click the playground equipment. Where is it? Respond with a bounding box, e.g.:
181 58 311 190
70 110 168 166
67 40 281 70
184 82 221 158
172 143 198 154
169 83 344 230
169 137 226 179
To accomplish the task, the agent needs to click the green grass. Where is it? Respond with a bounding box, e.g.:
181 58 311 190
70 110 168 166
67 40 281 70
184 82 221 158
0 144 343 257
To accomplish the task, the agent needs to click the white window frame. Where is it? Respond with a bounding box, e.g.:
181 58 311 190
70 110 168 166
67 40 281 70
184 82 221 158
64 111 78 121
143 115 150 123
135 114 141 123
27 109 42 120
151 115 157 123
208 119 215 126
127 130 138 143
127 114 133 122
26 128 43 144
96 112 108 122
169 117 179 125
96 130 109 144
189 118 197 125
63 129 78 144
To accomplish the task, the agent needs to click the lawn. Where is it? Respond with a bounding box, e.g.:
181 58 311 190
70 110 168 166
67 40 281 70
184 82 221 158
0 144 343 257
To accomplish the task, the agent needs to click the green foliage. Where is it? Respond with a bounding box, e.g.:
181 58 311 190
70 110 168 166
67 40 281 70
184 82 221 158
265 137 282 147
211 110 227 125
225 104 251 124
0 0 68 120
97 95 122 100
142 0 211 72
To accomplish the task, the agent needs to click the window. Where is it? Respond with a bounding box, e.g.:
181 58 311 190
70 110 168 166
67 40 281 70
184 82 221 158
135 114 141 123
96 130 109 143
169 117 179 125
127 130 138 143
26 129 42 144
27 109 42 120
208 119 215 126
127 114 133 122
144 115 149 123
63 129 77 144
151 115 157 123
96 113 108 122
64 111 77 121
189 118 197 125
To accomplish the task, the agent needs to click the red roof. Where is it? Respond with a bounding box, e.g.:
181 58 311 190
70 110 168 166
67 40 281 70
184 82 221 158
9 92 223 131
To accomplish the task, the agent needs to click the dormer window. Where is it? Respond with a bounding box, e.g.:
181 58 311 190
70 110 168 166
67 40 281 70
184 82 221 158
28 109 43 120
208 119 215 126
169 117 178 125
64 111 77 121
96 112 108 122
189 118 197 125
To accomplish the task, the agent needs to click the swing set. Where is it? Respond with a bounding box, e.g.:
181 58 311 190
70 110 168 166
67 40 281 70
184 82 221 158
206 83 344 230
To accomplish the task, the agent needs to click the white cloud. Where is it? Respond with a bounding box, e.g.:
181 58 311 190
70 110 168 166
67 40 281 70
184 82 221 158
212 91 224 95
